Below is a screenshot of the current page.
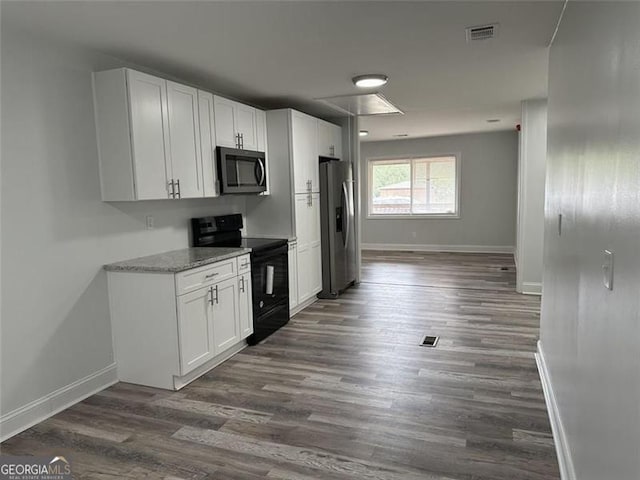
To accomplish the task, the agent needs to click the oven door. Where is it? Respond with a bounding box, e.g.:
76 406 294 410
251 244 289 317
217 147 267 194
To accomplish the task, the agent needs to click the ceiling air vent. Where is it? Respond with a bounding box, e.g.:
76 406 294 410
466 23 499 42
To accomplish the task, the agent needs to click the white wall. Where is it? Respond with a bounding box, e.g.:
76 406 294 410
515 99 547 295
540 3 640 480
360 131 518 252
0 27 246 438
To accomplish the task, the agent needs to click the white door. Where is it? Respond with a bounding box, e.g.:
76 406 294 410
235 103 257 150
212 277 241 354
166 81 202 198
198 91 218 197
238 273 253 339
317 119 332 157
177 287 215 375
213 96 237 148
256 109 267 153
330 123 343 159
288 242 298 310
295 194 312 303
126 70 171 199
291 111 318 194
309 193 323 294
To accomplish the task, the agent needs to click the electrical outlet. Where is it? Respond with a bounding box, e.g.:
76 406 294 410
602 249 614 290
145 215 154 230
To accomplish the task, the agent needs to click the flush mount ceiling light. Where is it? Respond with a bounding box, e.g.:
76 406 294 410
359 130 369 137
352 74 388 88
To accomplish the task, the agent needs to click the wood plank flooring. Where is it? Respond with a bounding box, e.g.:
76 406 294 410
1 251 559 480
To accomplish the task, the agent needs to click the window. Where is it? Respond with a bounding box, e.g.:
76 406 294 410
368 155 459 217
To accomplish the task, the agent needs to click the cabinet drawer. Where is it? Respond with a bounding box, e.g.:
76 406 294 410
237 254 251 274
175 259 237 295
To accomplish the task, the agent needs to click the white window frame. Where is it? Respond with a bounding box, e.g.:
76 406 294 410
366 153 461 219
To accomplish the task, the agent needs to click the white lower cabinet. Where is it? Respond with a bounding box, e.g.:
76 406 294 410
108 255 253 390
212 277 241 354
288 241 298 310
177 286 215 375
238 273 254 338
294 193 322 306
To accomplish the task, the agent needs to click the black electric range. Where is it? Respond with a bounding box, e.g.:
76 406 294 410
191 214 289 345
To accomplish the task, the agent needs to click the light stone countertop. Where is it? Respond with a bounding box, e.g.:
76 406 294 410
103 247 251 273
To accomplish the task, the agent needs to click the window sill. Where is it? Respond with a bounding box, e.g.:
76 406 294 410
366 214 460 220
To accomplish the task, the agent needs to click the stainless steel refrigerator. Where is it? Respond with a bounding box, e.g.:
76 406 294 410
319 159 356 298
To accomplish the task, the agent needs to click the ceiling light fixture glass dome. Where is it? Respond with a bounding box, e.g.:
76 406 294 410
352 74 388 88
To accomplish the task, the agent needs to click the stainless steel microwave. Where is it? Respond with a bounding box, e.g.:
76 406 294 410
217 147 267 194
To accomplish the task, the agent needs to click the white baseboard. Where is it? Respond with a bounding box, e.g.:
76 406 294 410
520 282 542 295
0 363 118 442
361 243 515 254
535 342 576 480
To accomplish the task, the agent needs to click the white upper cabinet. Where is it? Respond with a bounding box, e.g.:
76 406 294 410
95 69 172 201
291 110 319 194
256 109 267 153
317 119 343 159
213 96 260 151
197 90 218 197
213 96 237 148
235 103 258 150
93 68 225 201
166 81 203 199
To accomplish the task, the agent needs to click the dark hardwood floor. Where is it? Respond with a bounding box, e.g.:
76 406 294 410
1 251 559 480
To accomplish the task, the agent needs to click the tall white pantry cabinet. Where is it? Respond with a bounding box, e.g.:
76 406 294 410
246 109 342 313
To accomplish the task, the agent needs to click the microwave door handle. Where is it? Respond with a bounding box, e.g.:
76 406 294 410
257 158 266 186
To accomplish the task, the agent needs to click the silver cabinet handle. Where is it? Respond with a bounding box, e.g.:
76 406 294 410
175 179 181 199
235 133 240 149
168 179 175 198
205 272 218 279
239 276 245 293
240 133 244 149
208 286 214 305
214 285 219 304
240 262 249 268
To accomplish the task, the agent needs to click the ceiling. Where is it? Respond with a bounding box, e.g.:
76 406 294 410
2 1 564 142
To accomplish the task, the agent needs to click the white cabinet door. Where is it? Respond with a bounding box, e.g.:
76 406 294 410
212 277 241 355
235 103 257 150
166 81 202 198
198 90 218 197
317 119 332 157
238 273 253 339
309 193 323 294
177 287 215 375
126 70 171 200
331 124 343 159
291 111 318 194
318 120 342 159
213 96 237 148
256 109 267 153
288 242 298 310
256 109 270 195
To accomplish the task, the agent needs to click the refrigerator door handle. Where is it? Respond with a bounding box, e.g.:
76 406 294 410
341 181 350 248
